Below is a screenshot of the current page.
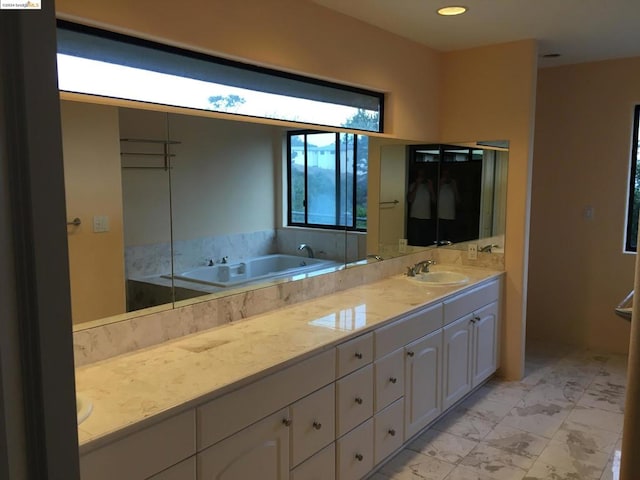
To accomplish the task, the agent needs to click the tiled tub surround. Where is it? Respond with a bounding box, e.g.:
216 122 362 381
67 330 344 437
75 264 502 451
73 248 504 366
370 342 626 480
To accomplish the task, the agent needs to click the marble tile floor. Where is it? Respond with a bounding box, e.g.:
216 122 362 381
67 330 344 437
370 341 627 480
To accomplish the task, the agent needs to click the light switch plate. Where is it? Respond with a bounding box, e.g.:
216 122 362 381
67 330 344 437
93 215 110 233
468 243 478 260
399 238 408 253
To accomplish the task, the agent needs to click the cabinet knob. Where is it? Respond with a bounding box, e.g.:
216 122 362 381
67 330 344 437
407 351 415 357
282 418 292 427
354 352 363 359
312 421 322 430
388 428 396 436
474 315 481 322
355 397 363 405
355 453 364 462
389 377 397 384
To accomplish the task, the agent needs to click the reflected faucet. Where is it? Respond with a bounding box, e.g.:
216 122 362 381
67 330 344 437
367 254 383 261
479 244 499 253
297 243 314 258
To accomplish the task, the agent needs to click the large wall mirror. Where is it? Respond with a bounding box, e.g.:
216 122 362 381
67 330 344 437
62 98 508 329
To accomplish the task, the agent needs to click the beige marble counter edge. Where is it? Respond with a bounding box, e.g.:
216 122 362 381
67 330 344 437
76 265 504 454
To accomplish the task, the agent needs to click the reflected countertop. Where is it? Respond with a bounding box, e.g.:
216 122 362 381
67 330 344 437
75 264 503 452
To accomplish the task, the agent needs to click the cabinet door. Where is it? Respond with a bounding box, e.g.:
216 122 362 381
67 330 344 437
472 301 498 387
374 398 404 465
442 315 473 411
198 409 289 480
374 348 404 412
336 365 374 437
404 329 442 440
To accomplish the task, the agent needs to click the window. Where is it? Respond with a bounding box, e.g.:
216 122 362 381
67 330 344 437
56 21 383 132
626 105 640 252
288 130 368 231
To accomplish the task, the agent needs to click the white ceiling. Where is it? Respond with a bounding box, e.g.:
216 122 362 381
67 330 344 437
311 0 640 67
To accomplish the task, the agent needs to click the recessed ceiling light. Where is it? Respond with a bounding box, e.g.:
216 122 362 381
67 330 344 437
437 6 467 16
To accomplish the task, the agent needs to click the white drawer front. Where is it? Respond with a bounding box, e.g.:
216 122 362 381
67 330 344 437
80 410 195 480
291 384 335 467
148 457 196 480
443 280 499 326
336 418 374 480
336 364 374 437
374 398 404 465
374 349 404 412
374 303 442 359
198 349 335 450
290 444 335 480
336 332 373 378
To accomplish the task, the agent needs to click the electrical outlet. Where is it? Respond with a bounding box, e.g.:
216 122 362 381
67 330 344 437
93 215 110 233
398 238 408 253
468 243 478 260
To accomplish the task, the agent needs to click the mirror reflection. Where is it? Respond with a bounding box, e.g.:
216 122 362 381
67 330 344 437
377 141 508 257
62 98 508 329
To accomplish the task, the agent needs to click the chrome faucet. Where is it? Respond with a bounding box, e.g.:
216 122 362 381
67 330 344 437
367 254 383 261
406 259 436 276
297 243 314 258
479 244 499 253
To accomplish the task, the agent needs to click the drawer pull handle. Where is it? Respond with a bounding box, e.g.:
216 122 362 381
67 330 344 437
312 421 322 430
282 418 292 427
355 352 363 359
355 453 364 462
474 315 481 322
389 377 397 384
407 351 415 357
388 428 396 436
355 397 363 405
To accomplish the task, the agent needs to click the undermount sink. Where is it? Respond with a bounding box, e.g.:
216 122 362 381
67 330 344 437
413 271 469 286
76 393 93 425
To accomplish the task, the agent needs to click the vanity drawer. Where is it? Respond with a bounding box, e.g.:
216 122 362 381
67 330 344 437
336 332 373 378
443 280 499 325
336 418 374 480
374 349 404 412
290 444 335 480
374 303 442 359
148 457 196 480
336 364 374 437
374 398 404 465
197 349 335 450
80 409 195 480
290 384 335 468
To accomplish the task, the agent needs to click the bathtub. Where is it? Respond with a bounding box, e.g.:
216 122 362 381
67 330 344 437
169 254 341 288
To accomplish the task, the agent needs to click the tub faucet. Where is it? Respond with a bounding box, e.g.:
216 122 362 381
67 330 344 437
479 244 499 253
367 254 383 261
297 243 314 258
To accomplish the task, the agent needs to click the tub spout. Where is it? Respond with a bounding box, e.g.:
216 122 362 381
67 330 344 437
297 244 314 258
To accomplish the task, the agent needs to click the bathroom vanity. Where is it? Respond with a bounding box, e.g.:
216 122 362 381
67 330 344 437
76 266 503 480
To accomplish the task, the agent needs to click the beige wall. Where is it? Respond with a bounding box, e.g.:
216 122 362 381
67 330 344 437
439 40 539 379
528 58 639 353
61 101 126 324
56 0 441 142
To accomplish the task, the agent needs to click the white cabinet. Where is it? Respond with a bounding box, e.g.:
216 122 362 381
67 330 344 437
374 349 404 412
290 384 335 467
442 315 473 410
197 409 290 480
290 444 335 480
442 282 500 411
404 330 443 439
149 457 196 480
336 365 374 437
471 302 499 387
374 398 404 464
336 418 374 480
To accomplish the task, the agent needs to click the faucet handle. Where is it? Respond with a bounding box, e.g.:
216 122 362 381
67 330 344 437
406 266 416 277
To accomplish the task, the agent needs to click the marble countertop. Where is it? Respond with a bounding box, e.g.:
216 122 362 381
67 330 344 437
75 264 503 453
